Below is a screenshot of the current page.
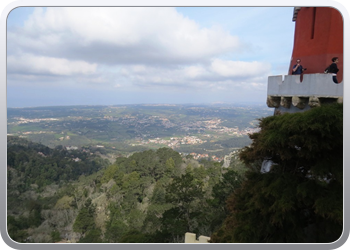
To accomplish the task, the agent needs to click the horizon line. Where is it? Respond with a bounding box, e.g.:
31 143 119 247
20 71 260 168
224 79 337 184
7 101 267 109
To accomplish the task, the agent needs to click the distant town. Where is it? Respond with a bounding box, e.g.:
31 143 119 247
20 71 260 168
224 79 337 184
7 104 271 160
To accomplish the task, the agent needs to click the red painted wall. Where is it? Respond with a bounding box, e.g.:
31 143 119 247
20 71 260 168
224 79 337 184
288 7 343 82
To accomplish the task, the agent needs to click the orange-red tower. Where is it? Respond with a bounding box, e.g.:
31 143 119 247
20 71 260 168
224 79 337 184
288 7 343 82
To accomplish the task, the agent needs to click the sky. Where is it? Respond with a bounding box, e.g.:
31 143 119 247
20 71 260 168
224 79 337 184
6 6 297 107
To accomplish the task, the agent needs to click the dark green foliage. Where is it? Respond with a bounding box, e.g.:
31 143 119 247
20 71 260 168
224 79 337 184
50 230 61 242
104 202 128 242
115 147 183 179
211 170 243 207
119 230 151 243
78 228 103 243
165 172 204 206
211 103 343 243
7 216 29 243
240 103 343 180
99 147 190 243
7 201 43 243
22 201 43 228
160 207 189 238
7 136 109 189
207 170 243 226
158 172 205 240
73 198 96 234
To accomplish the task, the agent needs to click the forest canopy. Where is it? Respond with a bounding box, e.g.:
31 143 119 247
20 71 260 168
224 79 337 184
211 103 343 243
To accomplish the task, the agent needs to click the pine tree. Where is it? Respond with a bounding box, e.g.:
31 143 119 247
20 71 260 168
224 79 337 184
211 103 343 243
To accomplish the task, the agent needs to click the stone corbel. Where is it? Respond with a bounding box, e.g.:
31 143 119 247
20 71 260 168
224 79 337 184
308 96 320 108
266 96 281 108
292 96 309 109
280 97 292 108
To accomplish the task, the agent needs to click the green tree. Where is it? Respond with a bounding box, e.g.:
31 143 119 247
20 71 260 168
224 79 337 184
122 171 141 191
210 169 243 210
151 181 166 204
211 103 343 243
193 165 207 181
73 198 96 235
50 230 61 242
7 216 28 243
104 203 128 242
165 157 175 177
101 164 121 183
142 180 172 234
203 169 243 234
156 147 182 167
161 172 205 240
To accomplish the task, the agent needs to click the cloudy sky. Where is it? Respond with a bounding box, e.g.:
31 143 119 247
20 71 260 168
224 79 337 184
7 6 296 107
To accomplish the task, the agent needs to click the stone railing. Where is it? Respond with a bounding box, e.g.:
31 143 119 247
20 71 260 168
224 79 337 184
267 74 343 111
267 74 343 97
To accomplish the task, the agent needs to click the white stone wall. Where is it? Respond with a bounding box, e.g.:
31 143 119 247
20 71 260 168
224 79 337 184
185 232 210 243
267 74 343 97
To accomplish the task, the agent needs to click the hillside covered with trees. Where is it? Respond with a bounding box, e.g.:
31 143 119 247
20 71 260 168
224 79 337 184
7 103 343 243
7 137 245 243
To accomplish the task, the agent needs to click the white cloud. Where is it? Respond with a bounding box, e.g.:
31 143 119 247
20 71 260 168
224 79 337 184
184 65 207 78
7 54 97 76
210 59 269 77
7 7 272 100
8 7 241 65
113 61 268 91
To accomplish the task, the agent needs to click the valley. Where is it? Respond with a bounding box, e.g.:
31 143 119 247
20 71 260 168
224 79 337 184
8 103 272 160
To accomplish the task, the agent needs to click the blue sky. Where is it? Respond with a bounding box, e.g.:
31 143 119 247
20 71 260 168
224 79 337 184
6 6 296 107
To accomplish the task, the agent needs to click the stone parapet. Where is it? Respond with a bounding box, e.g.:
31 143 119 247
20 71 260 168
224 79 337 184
185 232 210 243
267 74 343 114
267 74 343 97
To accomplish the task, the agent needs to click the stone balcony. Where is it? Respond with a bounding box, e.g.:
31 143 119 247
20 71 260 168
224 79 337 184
267 74 343 114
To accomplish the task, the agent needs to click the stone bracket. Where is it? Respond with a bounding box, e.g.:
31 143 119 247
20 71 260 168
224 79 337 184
292 96 309 109
267 96 281 108
308 96 320 108
280 97 292 108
